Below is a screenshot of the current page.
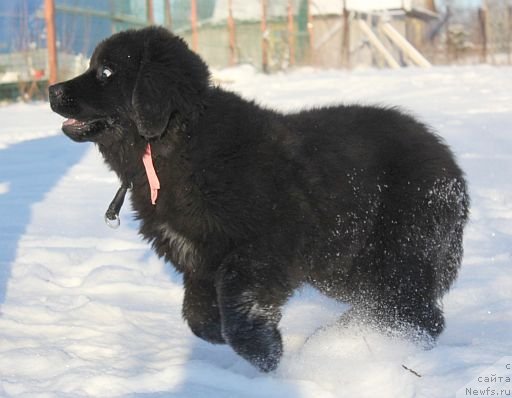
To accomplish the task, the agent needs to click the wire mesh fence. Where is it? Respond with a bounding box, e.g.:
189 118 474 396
0 0 511 102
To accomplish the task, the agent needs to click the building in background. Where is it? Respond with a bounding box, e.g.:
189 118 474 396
0 0 511 102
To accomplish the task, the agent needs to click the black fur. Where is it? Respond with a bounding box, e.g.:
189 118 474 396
49 27 469 372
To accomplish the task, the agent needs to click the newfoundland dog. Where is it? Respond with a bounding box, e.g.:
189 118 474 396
49 26 469 372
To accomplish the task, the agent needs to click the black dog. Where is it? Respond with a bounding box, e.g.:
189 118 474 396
49 27 469 372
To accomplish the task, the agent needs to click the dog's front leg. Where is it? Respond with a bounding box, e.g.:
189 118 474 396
215 246 297 372
182 274 225 344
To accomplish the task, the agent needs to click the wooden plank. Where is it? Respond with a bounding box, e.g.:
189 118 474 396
380 22 431 67
314 20 342 50
357 19 400 69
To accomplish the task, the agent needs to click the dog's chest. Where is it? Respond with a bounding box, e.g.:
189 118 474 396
157 222 199 269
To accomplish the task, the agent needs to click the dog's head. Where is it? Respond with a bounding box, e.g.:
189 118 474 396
49 27 210 143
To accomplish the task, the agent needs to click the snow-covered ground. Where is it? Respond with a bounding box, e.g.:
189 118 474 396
0 66 511 397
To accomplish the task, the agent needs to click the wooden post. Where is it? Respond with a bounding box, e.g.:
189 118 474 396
445 4 450 63
261 0 269 73
508 5 512 64
191 0 198 52
147 0 154 25
44 0 58 85
164 0 172 29
341 0 350 68
287 0 295 66
227 0 237 65
483 0 490 64
478 6 487 63
307 0 314 63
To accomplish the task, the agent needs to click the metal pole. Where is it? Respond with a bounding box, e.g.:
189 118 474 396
191 0 198 52
45 0 58 85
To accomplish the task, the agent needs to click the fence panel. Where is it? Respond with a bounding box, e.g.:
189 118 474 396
1 0 511 101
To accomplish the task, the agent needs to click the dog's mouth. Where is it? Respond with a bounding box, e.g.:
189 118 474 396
63 118 90 130
62 118 106 142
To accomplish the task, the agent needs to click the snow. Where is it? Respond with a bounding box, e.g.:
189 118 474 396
1 65 511 397
0 103 64 150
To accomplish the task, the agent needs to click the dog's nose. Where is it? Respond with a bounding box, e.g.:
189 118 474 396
48 84 64 101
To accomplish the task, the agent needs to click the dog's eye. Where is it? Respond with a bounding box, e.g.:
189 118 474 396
99 66 113 80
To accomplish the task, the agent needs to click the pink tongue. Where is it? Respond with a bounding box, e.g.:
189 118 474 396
63 118 78 126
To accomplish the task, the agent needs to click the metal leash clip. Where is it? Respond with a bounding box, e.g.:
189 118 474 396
104 182 131 229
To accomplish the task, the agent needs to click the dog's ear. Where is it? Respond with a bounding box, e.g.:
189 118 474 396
132 28 210 138
132 58 174 138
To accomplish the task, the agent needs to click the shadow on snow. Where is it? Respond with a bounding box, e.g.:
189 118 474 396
0 134 87 304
